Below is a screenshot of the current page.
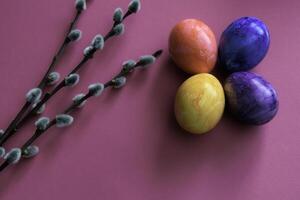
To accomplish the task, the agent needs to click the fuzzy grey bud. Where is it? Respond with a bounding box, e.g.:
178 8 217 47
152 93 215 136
88 83 104 96
113 8 123 23
122 60 136 72
128 0 141 13
0 147 5 158
68 29 82 42
26 88 42 103
0 129 4 136
47 72 60 85
75 0 86 11
72 93 87 108
91 34 104 50
65 73 80 87
32 101 46 114
4 148 21 165
112 76 127 88
35 117 50 130
56 114 74 128
83 46 94 56
22 145 39 158
138 55 156 67
36 103 46 114
112 23 125 36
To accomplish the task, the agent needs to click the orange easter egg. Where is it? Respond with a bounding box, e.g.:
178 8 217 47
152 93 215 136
169 19 217 74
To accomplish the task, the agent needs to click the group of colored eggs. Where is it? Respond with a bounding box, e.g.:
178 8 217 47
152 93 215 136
169 17 279 134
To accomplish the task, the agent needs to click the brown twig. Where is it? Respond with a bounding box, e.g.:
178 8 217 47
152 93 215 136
0 9 136 146
0 49 163 172
0 9 83 145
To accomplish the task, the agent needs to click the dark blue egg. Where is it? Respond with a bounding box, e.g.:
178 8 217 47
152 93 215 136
218 17 270 72
224 72 278 125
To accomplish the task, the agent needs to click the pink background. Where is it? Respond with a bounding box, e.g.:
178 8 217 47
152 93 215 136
0 0 299 199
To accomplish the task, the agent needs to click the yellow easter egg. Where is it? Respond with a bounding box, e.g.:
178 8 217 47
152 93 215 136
174 73 225 134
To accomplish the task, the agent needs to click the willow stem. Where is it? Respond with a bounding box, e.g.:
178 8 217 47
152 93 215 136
0 10 83 145
0 49 163 173
0 161 9 172
21 49 163 149
0 9 136 146
21 119 56 151
38 10 81 89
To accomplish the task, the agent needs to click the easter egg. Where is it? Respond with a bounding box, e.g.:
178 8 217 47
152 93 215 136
169 19 218 74
174 73 225 134
224 72 278 125
218 17 270 72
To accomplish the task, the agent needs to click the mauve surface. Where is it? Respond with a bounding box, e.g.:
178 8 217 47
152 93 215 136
0 0 299 199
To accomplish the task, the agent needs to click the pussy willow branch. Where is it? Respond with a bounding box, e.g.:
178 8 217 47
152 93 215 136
0 9 135 146
0 10 83 144
38 10 82 89
0 49 163 172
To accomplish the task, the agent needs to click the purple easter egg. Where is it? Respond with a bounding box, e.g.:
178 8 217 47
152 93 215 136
224 72 278 125
218 17 270 72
